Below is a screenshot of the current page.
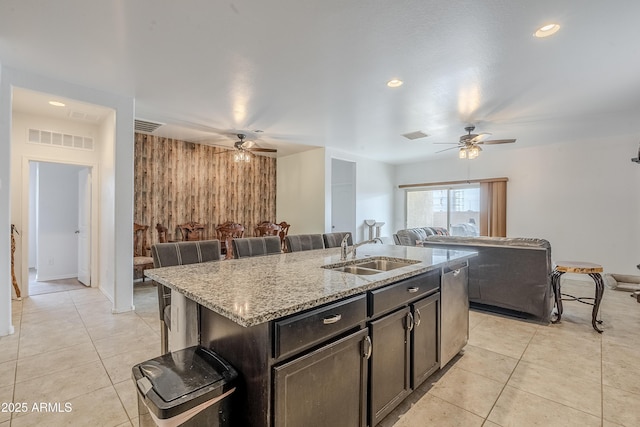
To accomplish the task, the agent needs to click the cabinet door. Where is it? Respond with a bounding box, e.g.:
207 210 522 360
369 307 411 426
412 292 440 388
273 328 369 427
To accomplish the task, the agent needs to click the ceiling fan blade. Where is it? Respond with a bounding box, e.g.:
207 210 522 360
248 147 277 153
435 146 460 153
241 140 256 149
470 132 492 143
480 138 516 145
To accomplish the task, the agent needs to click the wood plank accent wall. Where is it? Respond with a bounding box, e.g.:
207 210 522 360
134 133 277 244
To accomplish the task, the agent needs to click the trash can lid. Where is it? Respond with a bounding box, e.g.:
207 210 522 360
138 346 237 403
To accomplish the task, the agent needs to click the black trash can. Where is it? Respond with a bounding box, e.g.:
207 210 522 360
132 346 238 427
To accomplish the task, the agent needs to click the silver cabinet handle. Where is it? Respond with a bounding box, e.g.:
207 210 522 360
363 336 372 359
453 269 461 277
406 312 414 332
323 314 342 325
407 287 419 293
414 308 421 327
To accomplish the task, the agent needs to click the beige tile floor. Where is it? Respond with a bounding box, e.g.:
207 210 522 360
1 279 639 426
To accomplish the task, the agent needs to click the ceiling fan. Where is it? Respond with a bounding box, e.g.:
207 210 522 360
214 133 277 162
435 125 516 159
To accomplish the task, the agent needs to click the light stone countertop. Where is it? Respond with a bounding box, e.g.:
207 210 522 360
145 244 476 327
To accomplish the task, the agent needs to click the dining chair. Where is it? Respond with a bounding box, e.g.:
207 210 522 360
178 221 206 241
254 221 281 237
133 223 154 282
323 232 353 248
216 221 245 259
232 236 282 258
278 221 291 251
285 234 325 252
151 240 221 354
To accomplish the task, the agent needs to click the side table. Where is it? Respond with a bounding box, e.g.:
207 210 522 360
551 261 604 333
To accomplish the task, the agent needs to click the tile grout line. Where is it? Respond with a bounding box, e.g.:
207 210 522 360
10 298 23 426
479 324 540 426
71 290 134 424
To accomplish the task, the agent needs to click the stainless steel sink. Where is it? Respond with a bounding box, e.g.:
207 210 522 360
331 266 382 275
324 257 419 276
354 259 416 271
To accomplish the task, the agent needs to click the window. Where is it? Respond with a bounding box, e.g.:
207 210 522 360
406 185 480 236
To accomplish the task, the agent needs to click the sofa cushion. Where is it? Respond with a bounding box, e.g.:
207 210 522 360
395 227 433 246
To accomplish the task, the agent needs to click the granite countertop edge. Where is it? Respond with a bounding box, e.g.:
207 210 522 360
146 245 476 327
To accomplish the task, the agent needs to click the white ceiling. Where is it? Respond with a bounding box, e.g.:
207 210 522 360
2 1 640 164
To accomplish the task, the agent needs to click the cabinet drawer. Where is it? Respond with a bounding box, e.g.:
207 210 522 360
369 270 439 318
274 295 367 359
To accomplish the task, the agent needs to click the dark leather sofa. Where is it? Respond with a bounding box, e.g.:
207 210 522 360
398 233 554 323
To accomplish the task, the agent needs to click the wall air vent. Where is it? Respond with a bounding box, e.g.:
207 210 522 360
27 128 94 151
402 131 429 140
135 118 164 134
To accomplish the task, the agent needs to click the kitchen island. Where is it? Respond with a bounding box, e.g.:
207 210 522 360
146 243 476 427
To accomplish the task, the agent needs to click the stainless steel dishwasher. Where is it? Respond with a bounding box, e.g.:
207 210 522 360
440 262 469 367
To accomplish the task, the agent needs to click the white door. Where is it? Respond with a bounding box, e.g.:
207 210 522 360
77 168 91 286
331 159 356 238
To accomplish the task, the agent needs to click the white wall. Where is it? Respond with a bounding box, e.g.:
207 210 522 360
395 137 640 275
0 66 135 336
28 163 37 268
276 147 397 243
277 148 327 234
99 111 116 301
326 148 396 243
10 111 102 293
36 162 84 281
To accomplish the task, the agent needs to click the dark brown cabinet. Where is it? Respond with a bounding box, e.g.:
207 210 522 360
369 307 412 426
273 328 369 427
411 292 440 388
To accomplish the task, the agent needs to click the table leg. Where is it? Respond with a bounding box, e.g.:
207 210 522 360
588 273 604 333
551 269 564 323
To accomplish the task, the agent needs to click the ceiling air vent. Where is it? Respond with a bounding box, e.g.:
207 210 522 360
402 130 429 140
135 118 164 134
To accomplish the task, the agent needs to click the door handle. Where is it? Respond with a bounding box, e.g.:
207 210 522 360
406 312 414 332
414 308 421 327
363 336 372 359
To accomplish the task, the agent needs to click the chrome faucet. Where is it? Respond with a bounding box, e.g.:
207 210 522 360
340 235 383 260
340 233 351 261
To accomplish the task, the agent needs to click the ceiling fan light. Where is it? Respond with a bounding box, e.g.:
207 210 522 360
234 151 251 163
468 146 480 159
458 148 467 159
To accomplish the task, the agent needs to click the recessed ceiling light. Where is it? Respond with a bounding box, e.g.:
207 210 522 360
48 101 66 107
534 23 560 38
387 79 403 88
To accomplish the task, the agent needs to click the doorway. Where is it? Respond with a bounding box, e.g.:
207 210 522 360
27 161 91 295
331 158 356 239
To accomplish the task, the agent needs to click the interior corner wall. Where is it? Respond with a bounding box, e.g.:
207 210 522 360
276 148 327 234
325 148 396 242
394 136 640 276
99 112 116 301
0 63 15 336
0 67 134 332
